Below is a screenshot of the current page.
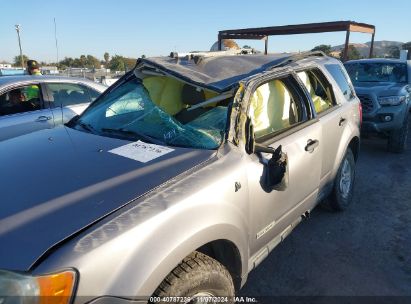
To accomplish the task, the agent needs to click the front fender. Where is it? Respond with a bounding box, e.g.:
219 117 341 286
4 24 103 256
70 199 249 298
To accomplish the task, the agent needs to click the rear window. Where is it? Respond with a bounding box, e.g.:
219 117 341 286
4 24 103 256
325 64 355 101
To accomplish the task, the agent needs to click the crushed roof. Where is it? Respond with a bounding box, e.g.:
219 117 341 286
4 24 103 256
138 53 295 92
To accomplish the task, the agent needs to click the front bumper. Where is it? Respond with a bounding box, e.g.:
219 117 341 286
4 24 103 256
358 94 408 133
362 108 406 133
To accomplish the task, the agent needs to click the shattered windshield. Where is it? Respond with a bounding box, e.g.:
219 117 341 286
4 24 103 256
74 76 228 149
345 62 408 84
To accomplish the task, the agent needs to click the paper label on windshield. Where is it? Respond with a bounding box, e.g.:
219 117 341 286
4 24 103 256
108 141 174 163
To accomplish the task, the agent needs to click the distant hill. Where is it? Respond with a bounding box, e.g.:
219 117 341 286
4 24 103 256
330 40 404 58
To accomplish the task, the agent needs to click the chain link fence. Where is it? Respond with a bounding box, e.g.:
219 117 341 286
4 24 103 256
59 68 126 83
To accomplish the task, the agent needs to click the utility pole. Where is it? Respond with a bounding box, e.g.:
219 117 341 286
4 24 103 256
54 18 59 66
15 24 24 69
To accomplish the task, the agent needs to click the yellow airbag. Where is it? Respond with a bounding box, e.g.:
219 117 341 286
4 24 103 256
250 80 291 136
143 76 220 115
143 76 185 115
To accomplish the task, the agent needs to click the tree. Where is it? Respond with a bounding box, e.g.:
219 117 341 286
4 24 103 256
311 44 332 55
108 55 137 71
59 57 75 68
340 45 361 61
123 57 137 70
86 55 100 69
79 55 87 68
13 54 29 67
109 55 126 71
104 52 110 66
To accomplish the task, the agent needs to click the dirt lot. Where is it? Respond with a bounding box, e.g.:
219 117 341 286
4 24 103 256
240 126 411 298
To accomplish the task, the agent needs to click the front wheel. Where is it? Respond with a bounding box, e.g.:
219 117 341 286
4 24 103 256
151 252 235 304
387 115 409 153
326 148 356 211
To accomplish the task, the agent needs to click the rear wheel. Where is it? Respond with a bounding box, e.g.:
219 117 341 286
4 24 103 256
325 148 356 211
151 252 235 304
387 115 409 153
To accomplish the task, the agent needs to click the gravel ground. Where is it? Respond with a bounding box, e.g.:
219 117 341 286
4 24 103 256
240 125 411 297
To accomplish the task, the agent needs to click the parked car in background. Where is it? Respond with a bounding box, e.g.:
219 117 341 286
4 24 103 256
0 52 361 303
0 75 107 141
0 69 25 76
344 59 411 152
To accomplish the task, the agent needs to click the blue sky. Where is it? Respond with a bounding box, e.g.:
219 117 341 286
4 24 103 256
1 0 410 63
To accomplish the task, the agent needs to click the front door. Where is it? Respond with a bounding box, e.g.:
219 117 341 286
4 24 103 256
243 73 323 258
0 84 54 141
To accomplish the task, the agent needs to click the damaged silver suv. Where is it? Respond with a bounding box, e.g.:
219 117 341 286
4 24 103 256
0 51 361 303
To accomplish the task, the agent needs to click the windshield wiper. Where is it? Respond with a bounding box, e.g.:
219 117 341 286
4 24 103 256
100 128 165 145
77 121 98 133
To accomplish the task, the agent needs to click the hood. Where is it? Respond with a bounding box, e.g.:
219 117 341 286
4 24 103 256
353 82 406 96
0 126 215 271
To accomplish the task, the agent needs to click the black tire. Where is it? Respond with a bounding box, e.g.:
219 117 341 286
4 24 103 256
387 116 409 153
325 148 356 211
151 251 235 304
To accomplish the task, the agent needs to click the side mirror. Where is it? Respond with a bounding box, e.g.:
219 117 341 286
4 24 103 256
262 145 287 188
244 117 288 191
256 145 288 193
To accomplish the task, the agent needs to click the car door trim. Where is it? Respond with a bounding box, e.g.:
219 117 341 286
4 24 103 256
257 118 320 147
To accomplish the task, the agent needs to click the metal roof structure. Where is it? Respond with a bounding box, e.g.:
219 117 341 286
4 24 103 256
218 21 376 61
138 52 329 92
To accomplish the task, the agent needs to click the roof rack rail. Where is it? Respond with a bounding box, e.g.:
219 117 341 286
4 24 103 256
268 51 327 70
169 48 256 64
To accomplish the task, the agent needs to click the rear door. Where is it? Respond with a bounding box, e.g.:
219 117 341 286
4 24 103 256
244 71 323 258
0 83 54 141
44 82 94 124
295 65 352 193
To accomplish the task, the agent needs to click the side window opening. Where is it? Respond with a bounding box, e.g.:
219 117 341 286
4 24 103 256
325 64 355 101
297 68 336 114
46 83 92 107
0 85 42 116
249 76 308 141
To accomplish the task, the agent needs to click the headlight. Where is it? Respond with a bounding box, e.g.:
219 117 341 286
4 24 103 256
0 269 76 304
378 95 406 106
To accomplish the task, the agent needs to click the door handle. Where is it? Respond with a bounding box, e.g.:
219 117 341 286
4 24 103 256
339 117 347 126
36 116 52 122
305 139 319 153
